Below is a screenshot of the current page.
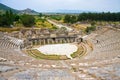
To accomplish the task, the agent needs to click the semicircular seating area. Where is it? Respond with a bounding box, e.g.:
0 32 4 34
0 32 23 50
64 28 120 80
0 28 120 80
85 28 120 60
0 32 26 62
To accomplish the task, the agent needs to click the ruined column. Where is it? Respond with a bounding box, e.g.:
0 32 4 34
63 39 66 43
51 39 54 44
35 40 37 45
45 39 48 44
47 39 50 44
70 38 73 43
39 39 41 45
60 39 63 43
67 38 70 43
55 39 58 44
43 39 46 45
37 40 40 45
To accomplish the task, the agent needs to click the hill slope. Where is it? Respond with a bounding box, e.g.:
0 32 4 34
19 8 39 15
0 3 18 13
0 3 39 15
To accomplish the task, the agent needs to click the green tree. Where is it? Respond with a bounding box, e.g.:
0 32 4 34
9 10 14 25
20 14 35 27
71 15 77 23
85 25 96 33
14 14 20 21
39 13 42 17
64 15 71 23
0 10 15 27
77 12 120 21
64 15 77 23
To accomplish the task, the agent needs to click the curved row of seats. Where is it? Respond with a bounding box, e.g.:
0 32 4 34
86 28 120 60
0 32 25 62
0 32 23 50
64 27 120 80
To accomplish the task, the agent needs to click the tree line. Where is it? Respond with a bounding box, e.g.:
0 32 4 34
0 10 35 27
64 12 120 23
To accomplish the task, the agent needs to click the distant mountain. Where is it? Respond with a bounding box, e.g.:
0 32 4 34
19 8 39 15
0 3 19 13
0 3 39 15
55 10 87 13
44 9 91 14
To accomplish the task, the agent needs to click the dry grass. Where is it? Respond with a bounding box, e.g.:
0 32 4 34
0 27 23 32
70 45 84 58
26 49 69 60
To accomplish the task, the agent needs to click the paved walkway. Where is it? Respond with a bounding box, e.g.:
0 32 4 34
47 19 73 31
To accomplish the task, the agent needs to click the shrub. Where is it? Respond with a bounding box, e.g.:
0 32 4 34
20 14 35 27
